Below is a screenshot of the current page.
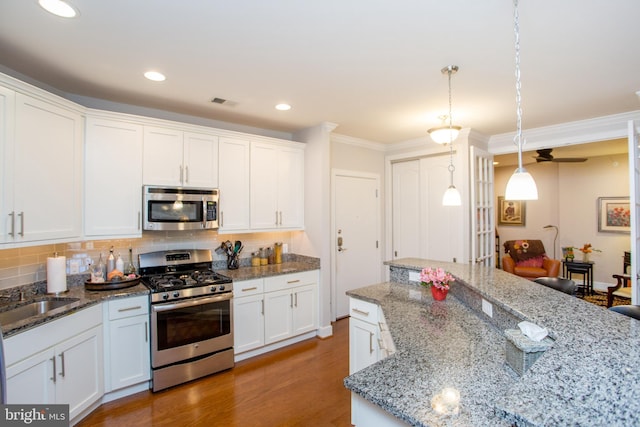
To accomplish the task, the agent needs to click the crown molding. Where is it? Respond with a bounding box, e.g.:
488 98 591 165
331 133 387 152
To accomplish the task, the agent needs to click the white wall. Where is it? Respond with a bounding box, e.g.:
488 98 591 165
495 153 630 286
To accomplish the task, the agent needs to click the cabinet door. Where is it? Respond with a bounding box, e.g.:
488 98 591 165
13 93 82 242
292 284 317 335
277 146 304 229
56 325 104 420
218 136 250 232
143 126 183 186
349 317 379 375
264 289 293 344
233 293 265 354
250 142 279 229
85 117 143 237
107 315 150 392
183 132 218 188
6 347 56 405
0 85 15 244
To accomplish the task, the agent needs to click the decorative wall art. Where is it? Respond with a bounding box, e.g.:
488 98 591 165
597 197 630 233
498 197 526 226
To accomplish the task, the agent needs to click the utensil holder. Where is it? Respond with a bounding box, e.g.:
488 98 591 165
227 254 239 270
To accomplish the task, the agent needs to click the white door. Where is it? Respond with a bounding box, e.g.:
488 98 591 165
391 160 421 258
628 120 639 305
333 171 381 319
470 146 495 266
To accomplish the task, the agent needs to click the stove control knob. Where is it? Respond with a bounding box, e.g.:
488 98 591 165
219 285 226 291
162 293 169 300
173 291 180 298
210 286 217 292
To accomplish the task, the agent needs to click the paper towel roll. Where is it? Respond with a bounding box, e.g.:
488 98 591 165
47 256 67 294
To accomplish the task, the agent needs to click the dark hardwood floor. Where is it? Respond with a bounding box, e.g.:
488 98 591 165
78 318 351 427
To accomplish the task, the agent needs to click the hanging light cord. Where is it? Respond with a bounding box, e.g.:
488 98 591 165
513 0 524 169
447 67 456 183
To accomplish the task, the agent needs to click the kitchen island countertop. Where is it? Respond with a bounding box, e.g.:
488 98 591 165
345 258 640 426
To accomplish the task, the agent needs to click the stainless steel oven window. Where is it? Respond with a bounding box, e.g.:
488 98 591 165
148 200 203 223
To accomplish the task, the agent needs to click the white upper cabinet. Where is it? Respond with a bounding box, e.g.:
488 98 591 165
4 93 83 244
85 115 143 238
218 136 251 232
143 126 218 188
0 85 15 244
250 141 304 231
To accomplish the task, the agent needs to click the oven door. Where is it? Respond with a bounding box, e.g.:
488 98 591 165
150 292 233 368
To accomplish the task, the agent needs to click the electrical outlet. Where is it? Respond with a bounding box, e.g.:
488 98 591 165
482 299 493 317
408 271 420 282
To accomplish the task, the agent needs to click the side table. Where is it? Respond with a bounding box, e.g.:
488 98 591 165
562 259 594 296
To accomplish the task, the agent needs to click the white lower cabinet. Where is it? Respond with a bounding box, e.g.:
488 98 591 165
103 295 150 395
348 297 396 426
233 270 318 360
5 304 104 422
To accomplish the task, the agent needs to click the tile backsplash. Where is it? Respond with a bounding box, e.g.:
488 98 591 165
0 230 297 290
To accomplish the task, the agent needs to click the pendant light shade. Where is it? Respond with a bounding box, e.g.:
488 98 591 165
428 125 461 145
442 185 462 206
505 0 538 201
505 167 538 200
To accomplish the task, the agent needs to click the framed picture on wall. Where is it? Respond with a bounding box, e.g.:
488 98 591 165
497 196 526 226
597 197 630 233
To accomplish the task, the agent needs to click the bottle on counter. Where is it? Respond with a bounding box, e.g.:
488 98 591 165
259 248 268 266
275 242 283 264
251 252 261 267
106 246 116 275
92 253 106 283
115 253 124 272
125 247 137 275
267 247 275 264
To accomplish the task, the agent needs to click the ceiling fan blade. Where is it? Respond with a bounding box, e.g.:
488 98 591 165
551 157 588 163
533 148 587 163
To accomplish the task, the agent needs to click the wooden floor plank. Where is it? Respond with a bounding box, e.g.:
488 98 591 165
78 319 351 427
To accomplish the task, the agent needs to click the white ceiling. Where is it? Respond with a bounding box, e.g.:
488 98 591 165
1 0 639 144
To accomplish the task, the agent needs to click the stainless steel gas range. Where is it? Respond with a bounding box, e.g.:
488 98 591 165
139 249 234 392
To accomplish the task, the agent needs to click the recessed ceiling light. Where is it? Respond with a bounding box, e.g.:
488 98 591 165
275 103 291 111
144 71 166 82
38 0 78 18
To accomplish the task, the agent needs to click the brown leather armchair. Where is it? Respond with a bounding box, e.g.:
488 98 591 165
502 240 561 280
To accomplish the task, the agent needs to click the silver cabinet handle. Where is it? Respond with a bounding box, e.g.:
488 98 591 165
275 211 279 226
17 212 24 236
59 352 65 378
137 211 141 230
145 321 148 343
118 306 142 312
242 286 258 292
287 279 300 284
290 293 293 308
185 166 189 183
8 212 15 237
294 292 298 307
50 357 56 383
369 332 374 354
261 299 264 315
179 165 184 183
220 211 224 227
351 308 370 317
279 211 283 226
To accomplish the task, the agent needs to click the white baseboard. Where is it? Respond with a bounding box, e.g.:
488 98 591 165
316 324 333 338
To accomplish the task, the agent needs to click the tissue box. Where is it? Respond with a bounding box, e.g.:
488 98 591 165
505 329 553 376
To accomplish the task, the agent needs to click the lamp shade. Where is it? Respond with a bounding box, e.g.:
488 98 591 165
505 168 538 200
442 185 462 206
428 126 461 145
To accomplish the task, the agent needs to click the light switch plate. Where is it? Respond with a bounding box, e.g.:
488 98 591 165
482 299 493 317
408 271 420 282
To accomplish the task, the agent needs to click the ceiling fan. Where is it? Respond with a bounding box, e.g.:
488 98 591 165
533 149 588 163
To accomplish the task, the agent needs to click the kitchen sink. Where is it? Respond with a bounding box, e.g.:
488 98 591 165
0 297 80 325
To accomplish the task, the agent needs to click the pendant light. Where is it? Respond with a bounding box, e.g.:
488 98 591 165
428 66 461 145
430 65 462 206
504 0 538 201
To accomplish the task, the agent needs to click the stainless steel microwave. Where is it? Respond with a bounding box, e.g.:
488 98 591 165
143 186 219 231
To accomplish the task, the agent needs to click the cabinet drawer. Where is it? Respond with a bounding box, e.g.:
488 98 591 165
264 270 318 292
108 295 149 320
234 279 264 298
349 298 379 324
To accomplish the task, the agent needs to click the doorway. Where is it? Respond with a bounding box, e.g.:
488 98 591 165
331 170 381 319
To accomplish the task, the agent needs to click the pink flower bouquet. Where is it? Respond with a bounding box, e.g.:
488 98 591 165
420 267 455 290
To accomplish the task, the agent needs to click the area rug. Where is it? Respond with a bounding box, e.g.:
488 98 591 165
579 291 629 308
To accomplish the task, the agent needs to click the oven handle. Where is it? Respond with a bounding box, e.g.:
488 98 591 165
152 292 233 312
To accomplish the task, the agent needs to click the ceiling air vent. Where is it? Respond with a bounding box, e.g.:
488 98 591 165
211 97 227 104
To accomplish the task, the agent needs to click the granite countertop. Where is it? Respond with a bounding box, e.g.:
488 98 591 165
345 258 640 427
0 255 320 338
0 279 149 338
